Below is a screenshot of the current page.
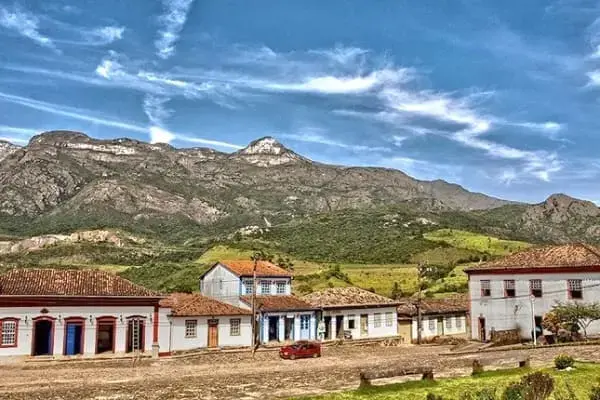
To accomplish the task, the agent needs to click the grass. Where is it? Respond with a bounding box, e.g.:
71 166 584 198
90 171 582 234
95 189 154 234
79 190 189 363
424 229 531 256
195 245 255 264
298 363 600 400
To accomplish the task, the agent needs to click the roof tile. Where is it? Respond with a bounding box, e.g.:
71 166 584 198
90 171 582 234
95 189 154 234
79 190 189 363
396 295 468 316
219 260 291 277
240 295 314 311
0 269 159 297
303 287 398 308
465 243 600 272
160 293 251 316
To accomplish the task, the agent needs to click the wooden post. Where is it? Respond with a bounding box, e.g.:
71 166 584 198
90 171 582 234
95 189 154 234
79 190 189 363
251 255 258 357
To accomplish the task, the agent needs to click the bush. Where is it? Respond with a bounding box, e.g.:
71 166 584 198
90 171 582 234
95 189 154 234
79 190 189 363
426 394 444 400
502 383 525 400
520 372 554 400
590 385 600 400
554 354 575 370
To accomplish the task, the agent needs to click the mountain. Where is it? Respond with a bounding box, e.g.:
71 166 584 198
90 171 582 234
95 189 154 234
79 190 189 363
0 131 511 239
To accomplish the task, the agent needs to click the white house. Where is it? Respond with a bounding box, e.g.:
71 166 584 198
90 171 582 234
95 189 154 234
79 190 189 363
396 295 469 343
200 260 317 344
303 287 400 340
0 268 167 359
159 293 252 352
466 243 600 342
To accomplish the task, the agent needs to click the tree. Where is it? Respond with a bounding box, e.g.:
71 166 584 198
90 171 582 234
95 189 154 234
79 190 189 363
541 312 561 336
275 255 294 271
391 281 403 299
550 302 600 338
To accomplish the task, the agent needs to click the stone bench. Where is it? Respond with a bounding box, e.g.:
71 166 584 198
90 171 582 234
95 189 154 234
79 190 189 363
472 356 530 375
359 366 434 388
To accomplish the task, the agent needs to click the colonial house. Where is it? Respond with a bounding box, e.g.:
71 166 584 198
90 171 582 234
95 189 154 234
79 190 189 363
199 260 317 344
396 295 469 343
465 243 600 342
303 287 399 340
0 269 168 359
159 293 252 352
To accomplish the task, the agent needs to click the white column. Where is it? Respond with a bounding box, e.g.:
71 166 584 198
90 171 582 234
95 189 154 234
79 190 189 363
330 317 337 340
294 316 300 340
262 316 269 344
278 316 285 342
310 314 316 340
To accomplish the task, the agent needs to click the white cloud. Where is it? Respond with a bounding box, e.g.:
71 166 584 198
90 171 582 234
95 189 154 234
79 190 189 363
143 95 172 126
516 121 562 133
149 126 175 144
0 5 54 48
281 128 390 152
588 70 600 86
176 135 243 149
0 125 40 136
155 0 195 59
90 26 124 44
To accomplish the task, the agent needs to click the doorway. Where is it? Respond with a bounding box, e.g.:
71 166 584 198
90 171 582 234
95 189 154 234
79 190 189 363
32 318 54 356
478 317 486 342
284 317 294 341
207 319 219 348
96 318 116 354
335 315 344 338
268 316 279 342
437 318 444 336
126 318 145 353
64 319 84 356
360 314 368 337
323 316 331 339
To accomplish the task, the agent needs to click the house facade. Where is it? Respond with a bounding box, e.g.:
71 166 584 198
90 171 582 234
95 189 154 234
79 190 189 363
396 295 469 343
466 244 600 341
0 269 166 359
200 260 317 344
303 287 399 340
160 293 252 352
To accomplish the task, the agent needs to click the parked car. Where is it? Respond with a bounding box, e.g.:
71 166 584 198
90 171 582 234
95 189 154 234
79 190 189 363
279 341 321 360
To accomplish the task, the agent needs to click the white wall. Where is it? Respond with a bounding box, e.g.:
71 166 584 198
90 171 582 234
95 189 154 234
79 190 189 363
259 311 316 343
410 314 468 339
169 316 251 351
469 271 600 340
200 264 242 305
240 278 291 296
321 307 398 340
0 306 159 358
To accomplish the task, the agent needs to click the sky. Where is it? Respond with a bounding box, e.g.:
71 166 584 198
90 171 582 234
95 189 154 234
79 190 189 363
1 1 600 203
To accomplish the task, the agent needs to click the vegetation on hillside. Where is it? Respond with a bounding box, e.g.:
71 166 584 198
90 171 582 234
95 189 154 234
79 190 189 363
423 229 531 256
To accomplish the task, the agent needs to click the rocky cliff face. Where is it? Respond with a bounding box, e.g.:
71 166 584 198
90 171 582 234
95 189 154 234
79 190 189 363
0 130 515 237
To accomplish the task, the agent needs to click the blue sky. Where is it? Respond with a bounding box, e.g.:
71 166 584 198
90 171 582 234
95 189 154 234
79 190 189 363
1 1 600 203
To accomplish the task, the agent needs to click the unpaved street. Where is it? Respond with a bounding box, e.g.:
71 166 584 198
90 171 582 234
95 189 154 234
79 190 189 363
1 344 600 399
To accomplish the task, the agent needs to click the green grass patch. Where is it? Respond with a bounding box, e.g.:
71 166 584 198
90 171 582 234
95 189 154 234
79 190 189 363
424 229 531 256
299 363 600 400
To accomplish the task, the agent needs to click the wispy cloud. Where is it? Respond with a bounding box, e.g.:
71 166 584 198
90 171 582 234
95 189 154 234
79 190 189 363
143 95 172 126
155 0 195 59
0 5 54 48
0 91 241 150
57 25 125 46
281 128 391 152
0 125 38 144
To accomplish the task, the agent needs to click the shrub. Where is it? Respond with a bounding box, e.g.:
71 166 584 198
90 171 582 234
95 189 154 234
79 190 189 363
554 354 575 370
590 384 600 400
426 394 444 400
502 383 526 400
520 372 554 400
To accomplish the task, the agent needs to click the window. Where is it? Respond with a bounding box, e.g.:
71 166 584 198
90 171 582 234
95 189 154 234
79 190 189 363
300 315 310 329
230 319 241 336
185 320 197 338
347 316 356 329
530 279 543 298
244 280 253 295
276 281 286 294
0 319 17 347
445 317 452 329
374 313 382 328
504 280 516 298
385 312 394 327
260 280 271 295
428 318 435 331
481 280 491 297
568 279 583 299
455 316 462 329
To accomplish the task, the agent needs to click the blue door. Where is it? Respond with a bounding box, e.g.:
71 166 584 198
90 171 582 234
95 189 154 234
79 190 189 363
65 324 77 355
300 315 310 339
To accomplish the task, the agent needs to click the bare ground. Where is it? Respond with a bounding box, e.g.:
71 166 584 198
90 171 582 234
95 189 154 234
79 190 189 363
1 344 600 400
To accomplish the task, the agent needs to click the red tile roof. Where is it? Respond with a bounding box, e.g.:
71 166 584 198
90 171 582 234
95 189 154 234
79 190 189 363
0 268 160 297
218 260 292 277
465 243 600 273
396 295 468 317
160 293 251 316
240 295 314 311
303 287 399 308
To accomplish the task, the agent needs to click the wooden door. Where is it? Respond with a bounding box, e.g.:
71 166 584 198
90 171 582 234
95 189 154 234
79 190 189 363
398 320 412 343
207 319 219 348
360 314 368 337
478 317 486 342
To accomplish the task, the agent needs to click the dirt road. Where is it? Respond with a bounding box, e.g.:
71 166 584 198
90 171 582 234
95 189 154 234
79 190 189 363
1 344 599 399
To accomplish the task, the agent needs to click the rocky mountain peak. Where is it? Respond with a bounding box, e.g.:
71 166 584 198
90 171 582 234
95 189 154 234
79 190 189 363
0 140 20 162
232 136 309 166
523 193 600 224
29 130 90 146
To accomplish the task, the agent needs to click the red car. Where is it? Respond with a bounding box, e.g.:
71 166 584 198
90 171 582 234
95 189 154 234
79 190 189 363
279 341 321 360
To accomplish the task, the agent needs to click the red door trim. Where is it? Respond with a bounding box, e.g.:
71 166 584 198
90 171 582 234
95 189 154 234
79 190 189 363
63 317 86 356
31 316 56 356
95 316 117 354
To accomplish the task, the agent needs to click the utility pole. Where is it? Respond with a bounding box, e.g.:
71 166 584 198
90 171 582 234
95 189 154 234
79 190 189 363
530 294 537 346
416 262 425 345
251 252 259 357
